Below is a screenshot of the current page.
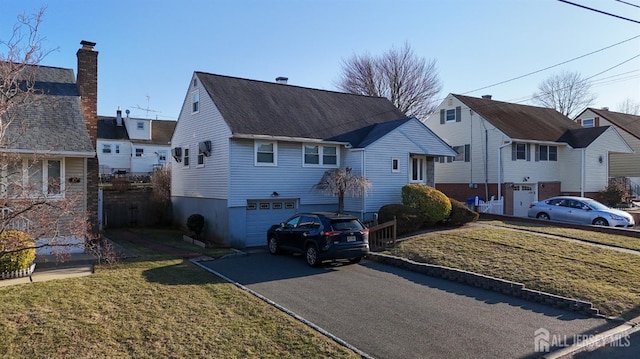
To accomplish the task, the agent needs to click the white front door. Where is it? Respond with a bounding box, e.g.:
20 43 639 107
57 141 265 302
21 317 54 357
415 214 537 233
512 184 535 217
410 155 427 184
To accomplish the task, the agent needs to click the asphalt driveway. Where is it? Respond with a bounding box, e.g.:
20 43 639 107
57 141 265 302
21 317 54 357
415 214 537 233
200 250 617 359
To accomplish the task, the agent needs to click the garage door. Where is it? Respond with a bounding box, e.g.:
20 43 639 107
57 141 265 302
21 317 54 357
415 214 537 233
245 199 298 247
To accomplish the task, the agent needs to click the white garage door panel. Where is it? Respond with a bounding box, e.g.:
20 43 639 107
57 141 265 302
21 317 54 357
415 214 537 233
245 199 297 247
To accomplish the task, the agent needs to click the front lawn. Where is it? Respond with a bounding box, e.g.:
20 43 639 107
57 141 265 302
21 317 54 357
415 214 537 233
386 224 640 319
0 246 357 358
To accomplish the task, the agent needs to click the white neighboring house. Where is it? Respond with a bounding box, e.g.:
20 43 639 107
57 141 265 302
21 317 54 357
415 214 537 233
97 108 176 177
575 108 640 198
424 94 633 217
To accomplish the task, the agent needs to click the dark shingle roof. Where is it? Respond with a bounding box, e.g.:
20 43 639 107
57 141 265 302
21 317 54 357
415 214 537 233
556 126 609 148
454 94 581 141
2 64 94 153
587 108 640 140
328 118 412 148
97 117 129 140
196 72 407 139
147 120 176 145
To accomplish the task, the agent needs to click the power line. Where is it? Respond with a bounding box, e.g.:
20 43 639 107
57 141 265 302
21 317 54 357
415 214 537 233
615 0 640 9
557 0 640 24
460 34 640 96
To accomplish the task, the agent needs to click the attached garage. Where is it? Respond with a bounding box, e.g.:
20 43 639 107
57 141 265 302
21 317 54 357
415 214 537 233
245 199 298 247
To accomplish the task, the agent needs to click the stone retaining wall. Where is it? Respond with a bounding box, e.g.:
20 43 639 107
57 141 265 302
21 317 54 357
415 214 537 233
367 253 599 316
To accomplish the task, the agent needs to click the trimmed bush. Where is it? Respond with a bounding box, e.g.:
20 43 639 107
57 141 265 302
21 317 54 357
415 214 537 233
446 198 479 226
0 230 36 272
378 204 425 235
187 214 205 239
401 184 451 225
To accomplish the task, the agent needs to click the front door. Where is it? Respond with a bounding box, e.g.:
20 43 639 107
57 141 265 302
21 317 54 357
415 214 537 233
410 155 427 184
513 184 535 217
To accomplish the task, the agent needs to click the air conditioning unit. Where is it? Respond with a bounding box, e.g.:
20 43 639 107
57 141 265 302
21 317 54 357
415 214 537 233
198 140 212 157
171 147 182 162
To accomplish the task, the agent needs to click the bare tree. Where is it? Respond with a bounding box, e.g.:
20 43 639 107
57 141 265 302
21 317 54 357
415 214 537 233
337 42 442 120
312 167 371 214
150 167 172 225
532 70 597 118
0 8 93 264
617 98 640 115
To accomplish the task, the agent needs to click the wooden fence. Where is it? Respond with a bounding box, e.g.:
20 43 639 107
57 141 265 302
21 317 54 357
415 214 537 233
368 217 397 252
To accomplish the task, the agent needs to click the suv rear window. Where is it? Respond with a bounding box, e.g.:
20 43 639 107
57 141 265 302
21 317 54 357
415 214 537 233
330 219 364 231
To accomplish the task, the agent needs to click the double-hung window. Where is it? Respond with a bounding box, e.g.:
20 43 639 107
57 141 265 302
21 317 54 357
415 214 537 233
135 148 144 157
183 147 190 167
512 143 530 161
255 141 277 166
303 144 338 167
537 145 558 161
102 144 111 154
192 90 200 113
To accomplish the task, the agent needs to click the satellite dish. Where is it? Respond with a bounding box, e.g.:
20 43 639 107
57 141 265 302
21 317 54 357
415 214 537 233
125 109 130 115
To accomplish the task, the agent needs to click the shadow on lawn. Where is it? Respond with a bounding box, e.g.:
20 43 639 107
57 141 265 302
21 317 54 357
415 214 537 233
142 259 224 286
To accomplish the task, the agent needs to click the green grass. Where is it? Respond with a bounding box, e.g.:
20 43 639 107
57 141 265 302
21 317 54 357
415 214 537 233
481 219 640 251
0 235 357 358
386 225 640 319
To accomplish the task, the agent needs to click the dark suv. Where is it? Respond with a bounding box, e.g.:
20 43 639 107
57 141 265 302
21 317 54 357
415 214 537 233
267 212 370 267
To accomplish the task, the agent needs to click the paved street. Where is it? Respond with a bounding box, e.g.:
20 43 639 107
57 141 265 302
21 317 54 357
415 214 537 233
201 251 617 359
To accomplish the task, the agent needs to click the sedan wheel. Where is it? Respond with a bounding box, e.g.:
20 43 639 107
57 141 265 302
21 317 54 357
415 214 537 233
593 218 609 226
537 213 550 220
268 236 280 255
306 245 320 267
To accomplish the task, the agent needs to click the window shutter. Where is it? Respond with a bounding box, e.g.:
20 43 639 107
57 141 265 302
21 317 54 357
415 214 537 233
455 106 462 122
526 143 531 161
464 144 470 162
440 109 445 124
511 143 516 161
576 119 582 126
535 144 540 162
595 117 599 127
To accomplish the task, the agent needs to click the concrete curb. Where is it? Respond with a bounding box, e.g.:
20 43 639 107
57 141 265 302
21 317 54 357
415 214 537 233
543 320 639 359
191 258 375 359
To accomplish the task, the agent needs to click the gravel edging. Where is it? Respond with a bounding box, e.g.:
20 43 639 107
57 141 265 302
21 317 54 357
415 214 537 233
367 252 600 317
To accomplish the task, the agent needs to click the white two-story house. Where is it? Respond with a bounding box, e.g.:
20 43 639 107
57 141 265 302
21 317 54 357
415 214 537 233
424 94 632 217
170 73 456 248
97 108 176 177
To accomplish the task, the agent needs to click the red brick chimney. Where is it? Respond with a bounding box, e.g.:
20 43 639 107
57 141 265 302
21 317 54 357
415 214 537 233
77 40 98 146
76 40 100 237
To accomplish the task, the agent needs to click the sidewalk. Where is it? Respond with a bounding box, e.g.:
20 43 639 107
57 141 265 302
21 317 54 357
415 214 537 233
0 252 97 288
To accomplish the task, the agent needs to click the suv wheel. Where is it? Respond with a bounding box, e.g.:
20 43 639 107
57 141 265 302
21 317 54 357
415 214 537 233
268 236 281 255
306 245 320 267
348 257 362 264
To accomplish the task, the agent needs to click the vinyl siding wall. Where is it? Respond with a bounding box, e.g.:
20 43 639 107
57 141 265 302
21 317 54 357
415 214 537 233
130 144 172 173
97 139 132 173
171 74 231 200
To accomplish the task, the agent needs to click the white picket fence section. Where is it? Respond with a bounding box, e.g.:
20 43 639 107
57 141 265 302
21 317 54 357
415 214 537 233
475 196 504 215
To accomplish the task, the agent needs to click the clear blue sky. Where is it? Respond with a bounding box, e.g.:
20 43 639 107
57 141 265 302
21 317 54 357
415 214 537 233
1 0 638 120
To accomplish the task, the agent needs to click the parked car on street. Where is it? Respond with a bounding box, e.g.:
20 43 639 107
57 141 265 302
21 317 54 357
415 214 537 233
267 212 370 267
527 196 635 227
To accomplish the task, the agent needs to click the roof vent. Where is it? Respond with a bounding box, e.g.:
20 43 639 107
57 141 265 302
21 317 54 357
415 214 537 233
276 76 288 84
482 95 492 100
601 107 609 111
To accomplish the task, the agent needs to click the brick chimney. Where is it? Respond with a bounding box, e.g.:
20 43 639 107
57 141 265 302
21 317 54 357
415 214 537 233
77 40 98 146
76 40 100 237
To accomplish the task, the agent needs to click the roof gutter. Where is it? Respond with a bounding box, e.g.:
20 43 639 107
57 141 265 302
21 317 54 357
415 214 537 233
0 149 96 158
232 133 350 146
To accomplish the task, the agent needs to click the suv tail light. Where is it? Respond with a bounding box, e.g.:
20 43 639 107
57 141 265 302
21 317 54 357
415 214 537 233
324 231 341 237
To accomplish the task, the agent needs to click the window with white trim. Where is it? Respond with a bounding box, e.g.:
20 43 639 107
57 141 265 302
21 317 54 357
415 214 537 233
537 145 557 161
512 142 531 161
135 148 143 157
192 90 199 113
115 144 120 154
303 144 338 167
2 158 64 198
255 141 277 166
197 152 205 166
102 144 111 154
410 155 426 183
137 122 144 130
183 147 190 167
581 118 594 127
392 158 399 172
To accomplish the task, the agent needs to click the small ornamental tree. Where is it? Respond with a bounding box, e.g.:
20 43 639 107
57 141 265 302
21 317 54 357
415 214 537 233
401 184 451 225
313 167 371 214
186 214 205 240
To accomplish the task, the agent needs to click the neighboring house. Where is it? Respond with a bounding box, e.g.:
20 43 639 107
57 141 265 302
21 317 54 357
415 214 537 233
0 40 100 254
97 109 176 176
171 73 456 248
575 108 640 197
423 94 632 217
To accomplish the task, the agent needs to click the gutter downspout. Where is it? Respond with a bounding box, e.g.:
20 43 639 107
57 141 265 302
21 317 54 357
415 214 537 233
497 140 512 201
581 148 585 197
